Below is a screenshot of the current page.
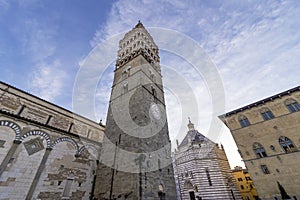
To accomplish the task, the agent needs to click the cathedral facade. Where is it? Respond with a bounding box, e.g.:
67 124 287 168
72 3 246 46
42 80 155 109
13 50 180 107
0 81 104 199
174 120 241 200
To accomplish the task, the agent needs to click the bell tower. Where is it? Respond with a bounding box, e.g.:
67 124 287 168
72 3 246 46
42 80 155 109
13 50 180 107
94 22 177 200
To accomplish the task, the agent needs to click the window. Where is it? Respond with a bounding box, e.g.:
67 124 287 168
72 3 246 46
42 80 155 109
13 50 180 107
260 108 275 120
253 142 268 158
238 178 243 182
285 99 300 113
241 185 244 190
279 136 297 153
151 85 156 97
23 138 44 156
245 177 251 181
261 165 270 174
238 115 250 128
205 168 212 186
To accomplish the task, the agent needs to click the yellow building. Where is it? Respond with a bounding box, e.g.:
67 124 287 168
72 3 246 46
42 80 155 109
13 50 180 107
220 86 300 200
232 166 259 200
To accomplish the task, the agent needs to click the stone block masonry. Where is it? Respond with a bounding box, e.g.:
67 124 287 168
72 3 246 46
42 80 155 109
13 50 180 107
0 81 104 199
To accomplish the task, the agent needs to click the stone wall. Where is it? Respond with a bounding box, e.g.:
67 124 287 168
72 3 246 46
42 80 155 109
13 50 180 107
0 81 104 200
221 87 300 199
175 143 241 200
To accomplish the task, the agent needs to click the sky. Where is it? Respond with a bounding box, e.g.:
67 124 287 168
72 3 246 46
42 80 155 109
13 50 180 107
1 0 300 168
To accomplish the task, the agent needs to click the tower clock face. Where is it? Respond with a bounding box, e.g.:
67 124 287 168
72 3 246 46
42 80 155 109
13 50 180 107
150 103 161 120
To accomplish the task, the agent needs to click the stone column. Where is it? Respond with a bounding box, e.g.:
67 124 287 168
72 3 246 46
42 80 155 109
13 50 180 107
26 147 52 200
90 160 99 200
0 140 21 178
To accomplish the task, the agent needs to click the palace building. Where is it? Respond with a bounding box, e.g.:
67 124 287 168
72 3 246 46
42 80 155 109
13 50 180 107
220 86 300 200
232 166 259 200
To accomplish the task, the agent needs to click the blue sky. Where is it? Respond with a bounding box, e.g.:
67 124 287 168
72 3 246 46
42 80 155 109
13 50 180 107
1 0 300 168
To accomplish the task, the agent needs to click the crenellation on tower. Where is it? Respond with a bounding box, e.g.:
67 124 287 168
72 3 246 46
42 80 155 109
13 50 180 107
116 21 160 72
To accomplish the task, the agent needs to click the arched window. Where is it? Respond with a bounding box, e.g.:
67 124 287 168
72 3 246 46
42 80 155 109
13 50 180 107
260 108 275 120
285 98 300 113
238 115 250 128
279 136 297 153
253 142 267 158
260 164 270 174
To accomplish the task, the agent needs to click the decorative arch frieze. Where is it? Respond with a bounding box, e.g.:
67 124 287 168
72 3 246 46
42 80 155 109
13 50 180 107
0 120 22 141
52 137 79 154
78 144 100 159
21 130 52 148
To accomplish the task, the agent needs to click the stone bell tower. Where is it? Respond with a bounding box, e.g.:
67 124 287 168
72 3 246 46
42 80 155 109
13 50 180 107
93 22 177 199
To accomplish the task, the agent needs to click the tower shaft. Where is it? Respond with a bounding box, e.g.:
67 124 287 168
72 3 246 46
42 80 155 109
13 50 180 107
94 22 176 200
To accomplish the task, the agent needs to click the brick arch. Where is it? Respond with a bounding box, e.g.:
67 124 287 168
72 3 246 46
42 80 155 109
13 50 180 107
0 120 22 141
78 144 100 159
21 130 52 148
51 137 79 154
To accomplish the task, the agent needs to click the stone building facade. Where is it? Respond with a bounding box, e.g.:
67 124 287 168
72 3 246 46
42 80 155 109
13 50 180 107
174 119 241 200
0 81 104 199
93 22 177 199
232 166 259 200
220 86 300 200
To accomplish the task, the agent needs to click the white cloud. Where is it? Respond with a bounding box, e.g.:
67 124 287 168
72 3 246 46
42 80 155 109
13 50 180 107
29 60 66 101
87 0 300 168
9 4 67 103
16 19 57 62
